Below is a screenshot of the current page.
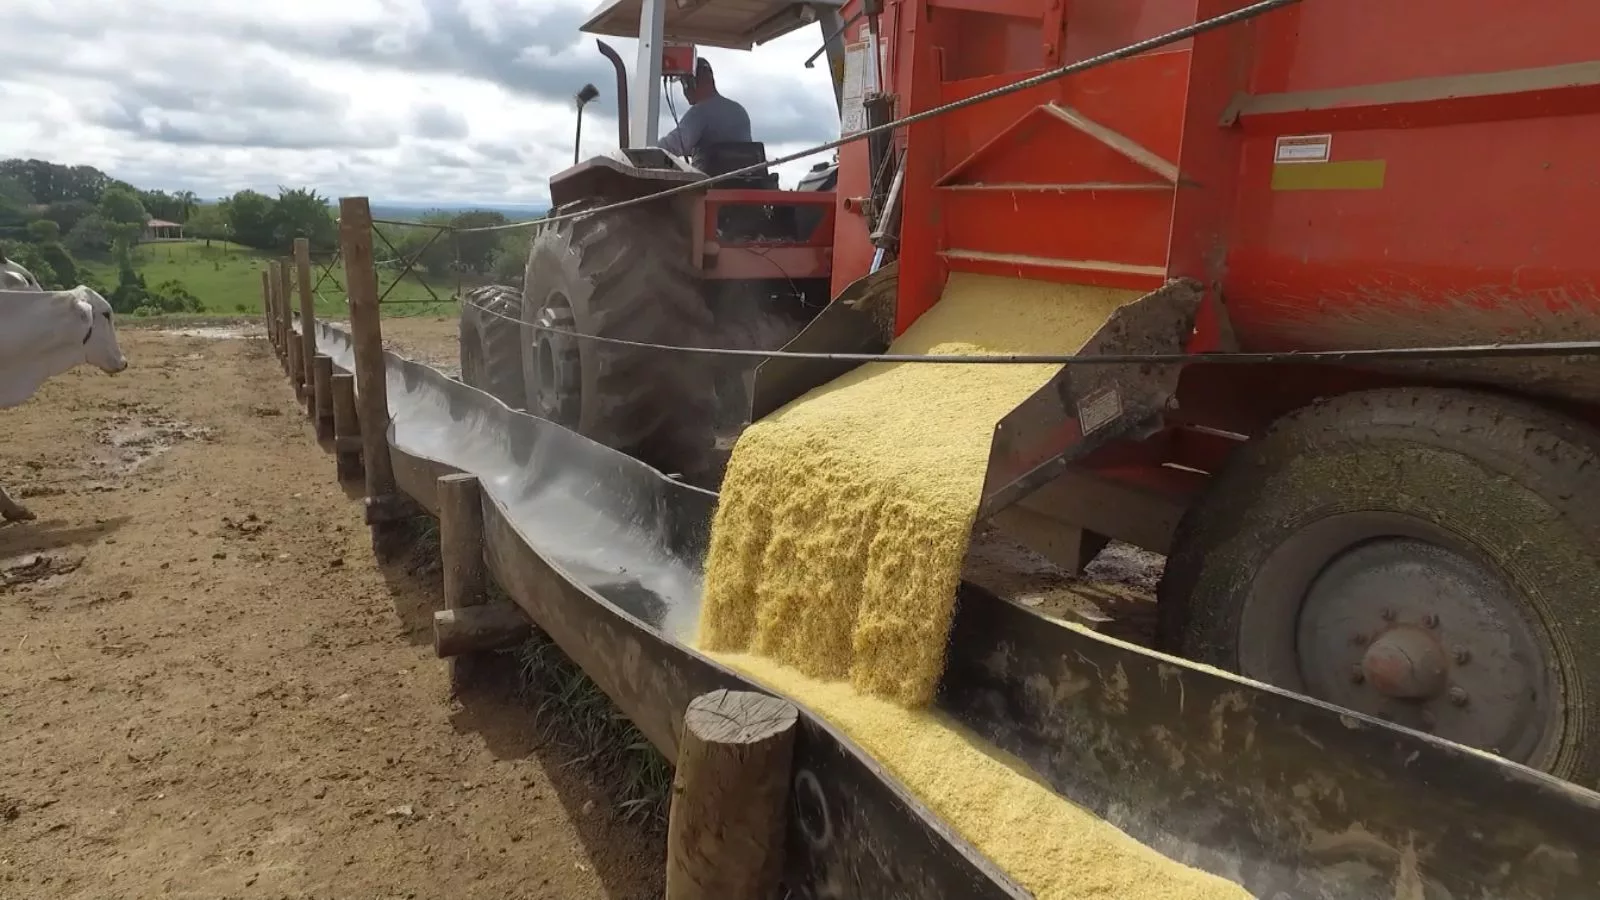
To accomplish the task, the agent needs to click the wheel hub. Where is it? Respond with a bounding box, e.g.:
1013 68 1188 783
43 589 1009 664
1243 518 1559 766
1360 626 1448 700
531 297 580 427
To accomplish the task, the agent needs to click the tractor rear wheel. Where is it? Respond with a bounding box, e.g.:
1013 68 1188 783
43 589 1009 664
458 284 526 410
519 202 716 478
1158 388 1600 785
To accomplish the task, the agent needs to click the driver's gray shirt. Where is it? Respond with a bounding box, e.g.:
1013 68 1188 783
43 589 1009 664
658 94 753 159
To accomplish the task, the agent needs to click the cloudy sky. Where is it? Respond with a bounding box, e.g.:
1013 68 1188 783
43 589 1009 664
0 0 842 206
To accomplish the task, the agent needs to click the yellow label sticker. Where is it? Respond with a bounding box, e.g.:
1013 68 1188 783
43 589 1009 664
1271 160 1387 191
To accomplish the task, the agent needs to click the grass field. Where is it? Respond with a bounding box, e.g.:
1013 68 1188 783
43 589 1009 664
80 240 466 319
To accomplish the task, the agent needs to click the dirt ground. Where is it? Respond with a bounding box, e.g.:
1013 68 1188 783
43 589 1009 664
0 324 664 899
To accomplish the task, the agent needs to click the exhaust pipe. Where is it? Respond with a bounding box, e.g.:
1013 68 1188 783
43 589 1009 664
596 40 630 148
574 83 600 164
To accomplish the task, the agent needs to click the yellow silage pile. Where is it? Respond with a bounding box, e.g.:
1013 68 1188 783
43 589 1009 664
697 272 1135 705
694 272 1248 899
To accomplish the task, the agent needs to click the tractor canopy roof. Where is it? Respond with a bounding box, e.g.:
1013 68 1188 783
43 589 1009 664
581 0 844 50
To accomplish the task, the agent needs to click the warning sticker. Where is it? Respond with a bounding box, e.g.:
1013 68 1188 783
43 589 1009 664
1274 134 1332 164
841 41 870 134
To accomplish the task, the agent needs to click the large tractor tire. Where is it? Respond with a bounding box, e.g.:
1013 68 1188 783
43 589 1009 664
520 202 717 479
457 284 526 410
1158 388 1600 785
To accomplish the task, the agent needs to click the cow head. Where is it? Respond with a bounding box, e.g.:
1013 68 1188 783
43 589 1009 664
0 250 43 291
69 286 128 374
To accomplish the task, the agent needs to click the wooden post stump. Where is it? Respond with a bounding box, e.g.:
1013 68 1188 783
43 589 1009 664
666 689 798 900
331 373 363 482
294 238 317 411
287 337 303 397
438 472 488 690
340 196 404 559
312 355 335 440
432 605 530 658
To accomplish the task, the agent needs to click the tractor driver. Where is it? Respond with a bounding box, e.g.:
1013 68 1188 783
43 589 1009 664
656 57 753 169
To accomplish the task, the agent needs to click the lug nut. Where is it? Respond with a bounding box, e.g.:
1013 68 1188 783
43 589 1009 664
1420 711 1436 731
1449 687 1470 708
1423 614 1440 629
1453 647 1471 665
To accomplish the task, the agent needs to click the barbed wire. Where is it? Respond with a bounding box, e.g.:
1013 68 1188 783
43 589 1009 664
350 0 1302 238
458 293 1600 367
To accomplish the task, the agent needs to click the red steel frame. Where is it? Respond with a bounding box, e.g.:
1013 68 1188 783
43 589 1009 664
825 0 1600 494
694 190 836 281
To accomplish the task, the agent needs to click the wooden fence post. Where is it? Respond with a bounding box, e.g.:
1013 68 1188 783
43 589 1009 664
295 238 317 413
312 355 335 440
665 689 797 900
339 196 405 557
266 261 281 359
260 269 274 348
277 256 294 375
275 260 290 367
331 373 363 482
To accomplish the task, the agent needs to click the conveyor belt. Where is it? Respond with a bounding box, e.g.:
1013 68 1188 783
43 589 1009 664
307 320 1600 900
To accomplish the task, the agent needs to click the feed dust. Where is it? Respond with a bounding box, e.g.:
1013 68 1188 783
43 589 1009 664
696 273 1246 898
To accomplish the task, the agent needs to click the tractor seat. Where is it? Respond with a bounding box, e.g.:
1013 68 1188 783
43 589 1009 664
695 142 781 190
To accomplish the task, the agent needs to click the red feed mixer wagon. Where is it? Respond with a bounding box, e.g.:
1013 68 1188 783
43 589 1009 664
799 0 1600 785
467 0 1600 785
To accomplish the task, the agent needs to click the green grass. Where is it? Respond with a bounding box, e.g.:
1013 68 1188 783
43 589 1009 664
81 239 463 320
393 516 671 827
516 626 674 827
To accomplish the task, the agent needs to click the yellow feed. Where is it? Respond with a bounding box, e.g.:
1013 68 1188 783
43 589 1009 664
694 273 1246 897
698 272 1138 705
711 652 1249 900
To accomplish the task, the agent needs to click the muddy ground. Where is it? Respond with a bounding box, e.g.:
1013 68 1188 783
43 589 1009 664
0 321 664 899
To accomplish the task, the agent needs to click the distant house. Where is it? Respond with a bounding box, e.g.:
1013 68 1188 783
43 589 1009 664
142 217 185 241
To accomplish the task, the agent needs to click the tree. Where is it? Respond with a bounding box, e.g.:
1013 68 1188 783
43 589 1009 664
66 214 114 256
98 184 149 227
0 241 59 288
272 187 336 252
186 203 231 247
0 175 32 209
448 210 511 274
226 189 277 249
139 188 183 223
36 242 78 287
0 176 31 232
175 190 198 222
383 211 456 276
41 199 95 234
27 218 61 242
0 159 114 205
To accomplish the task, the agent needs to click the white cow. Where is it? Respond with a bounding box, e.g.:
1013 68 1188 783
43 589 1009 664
1 250 42 290
1 252 127 521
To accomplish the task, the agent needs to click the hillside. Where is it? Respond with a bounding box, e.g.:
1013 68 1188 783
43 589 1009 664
76 241 462 318
1 157 536 318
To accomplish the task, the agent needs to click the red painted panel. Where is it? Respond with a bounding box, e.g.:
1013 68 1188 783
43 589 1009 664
943 254 1165 292
937 52 1189 168
1251 0 1600 94
1060 0 1198 61
1225 113 1600 352
941 189 1174 268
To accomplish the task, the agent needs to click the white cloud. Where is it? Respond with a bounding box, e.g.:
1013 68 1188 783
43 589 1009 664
0 0 842 207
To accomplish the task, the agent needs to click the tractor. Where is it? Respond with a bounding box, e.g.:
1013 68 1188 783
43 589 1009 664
459 0 851 487
461 0 1600 788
